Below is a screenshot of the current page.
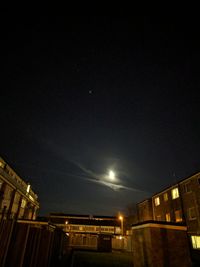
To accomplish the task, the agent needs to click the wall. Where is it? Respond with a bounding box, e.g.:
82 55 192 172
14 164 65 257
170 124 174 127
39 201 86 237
132 222 192 267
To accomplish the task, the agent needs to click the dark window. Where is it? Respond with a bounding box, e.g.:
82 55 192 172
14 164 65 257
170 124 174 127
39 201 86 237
184 182 191 193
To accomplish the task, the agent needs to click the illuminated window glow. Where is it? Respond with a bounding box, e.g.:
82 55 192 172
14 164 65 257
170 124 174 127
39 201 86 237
27 184 31 193
154 197 160 206
163 193 168 201
191 236 200 249
175 210 182 222
29 195 34 201
171 188 179 199
21 199 26 208
166 213 171 222
0 161 4 168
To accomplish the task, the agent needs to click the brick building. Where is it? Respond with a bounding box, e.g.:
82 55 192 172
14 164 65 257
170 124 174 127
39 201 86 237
137 198 153 222
0 156 39 220
137 172 200 252
48 213 122 250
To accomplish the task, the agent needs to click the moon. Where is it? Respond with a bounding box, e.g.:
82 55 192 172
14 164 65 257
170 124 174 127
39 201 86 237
109 170 115 181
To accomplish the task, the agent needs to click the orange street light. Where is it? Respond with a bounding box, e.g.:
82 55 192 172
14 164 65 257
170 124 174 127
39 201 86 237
119 215 124 236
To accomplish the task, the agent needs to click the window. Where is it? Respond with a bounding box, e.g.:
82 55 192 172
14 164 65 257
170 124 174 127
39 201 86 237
175 210 182 222
154 197 160 206
198 178 200 185
163 193 168 201
166 213 171 222
0 161 4 168
72 226 80 231
156 215 161 221
191 236 200 249
188 207 196 220
184 182 191 193
171 188 179 199
21 199 26 208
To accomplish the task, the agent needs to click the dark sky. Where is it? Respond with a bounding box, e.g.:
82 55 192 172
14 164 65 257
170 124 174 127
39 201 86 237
1 14 200 216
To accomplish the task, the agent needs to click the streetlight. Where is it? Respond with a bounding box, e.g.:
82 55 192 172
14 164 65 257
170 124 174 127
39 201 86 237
119 215 124 236
65 220 69 233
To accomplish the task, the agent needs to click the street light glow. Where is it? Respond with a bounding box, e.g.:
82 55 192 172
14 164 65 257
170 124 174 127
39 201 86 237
119 215 124 235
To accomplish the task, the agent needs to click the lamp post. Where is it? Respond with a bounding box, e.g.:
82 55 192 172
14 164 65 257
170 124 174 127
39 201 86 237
119 215 124 236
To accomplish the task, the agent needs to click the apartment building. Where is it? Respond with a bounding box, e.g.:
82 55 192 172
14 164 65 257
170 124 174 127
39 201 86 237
49 213 122 235
48 213 122 249
0 156 39 220
137 172 200 251
137 198 153 222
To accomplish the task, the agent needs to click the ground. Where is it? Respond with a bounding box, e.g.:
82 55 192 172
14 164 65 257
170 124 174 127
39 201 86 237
60 250 133 267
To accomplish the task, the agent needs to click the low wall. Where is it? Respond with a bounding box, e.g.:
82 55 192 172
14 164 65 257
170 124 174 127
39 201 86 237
132 222 192 267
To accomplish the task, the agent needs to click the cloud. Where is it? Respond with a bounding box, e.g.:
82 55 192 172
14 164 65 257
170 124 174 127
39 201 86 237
70 160 147 193
85 177 144 192
33 137 147 193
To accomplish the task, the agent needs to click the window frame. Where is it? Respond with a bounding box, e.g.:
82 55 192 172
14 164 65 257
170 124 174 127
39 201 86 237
171 187 179 199
163 193 168 201
154 197 160 206
188 207 196 220
175 210 182 222
191 236 200 249
184 182 191 193
166 213 171 222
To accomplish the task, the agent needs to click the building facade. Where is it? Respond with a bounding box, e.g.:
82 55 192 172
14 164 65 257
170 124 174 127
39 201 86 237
48 213 122 249
137 198 153 222
137 172 200 251
0 156 39 220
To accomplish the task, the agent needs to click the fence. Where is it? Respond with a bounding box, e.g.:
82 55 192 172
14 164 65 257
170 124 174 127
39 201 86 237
0 219 68 267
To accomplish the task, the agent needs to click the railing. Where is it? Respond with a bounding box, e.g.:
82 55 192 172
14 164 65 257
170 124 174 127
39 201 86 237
0 168 39 206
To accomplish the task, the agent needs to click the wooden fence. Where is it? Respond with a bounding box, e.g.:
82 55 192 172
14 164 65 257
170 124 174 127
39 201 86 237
0 219 68 267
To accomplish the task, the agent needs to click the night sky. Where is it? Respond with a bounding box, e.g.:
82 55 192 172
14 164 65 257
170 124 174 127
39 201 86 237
1 14 200 216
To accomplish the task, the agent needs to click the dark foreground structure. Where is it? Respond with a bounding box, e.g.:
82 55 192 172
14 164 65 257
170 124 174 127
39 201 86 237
132 221 192 267
137 171 200 264
0 218 68 267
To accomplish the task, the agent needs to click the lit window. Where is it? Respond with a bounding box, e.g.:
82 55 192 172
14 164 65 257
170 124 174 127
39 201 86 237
163 193 168 201
171 188 179 199
166 213 171 222
21 199 26 208
191 236 200 249
26 184 31 193
154 197 160 206
188 207 196 220
0 161 4 168
175 210 182 222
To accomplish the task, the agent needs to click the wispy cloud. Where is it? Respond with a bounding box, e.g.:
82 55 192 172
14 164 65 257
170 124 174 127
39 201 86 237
35 137 147 193
70 160 147 193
